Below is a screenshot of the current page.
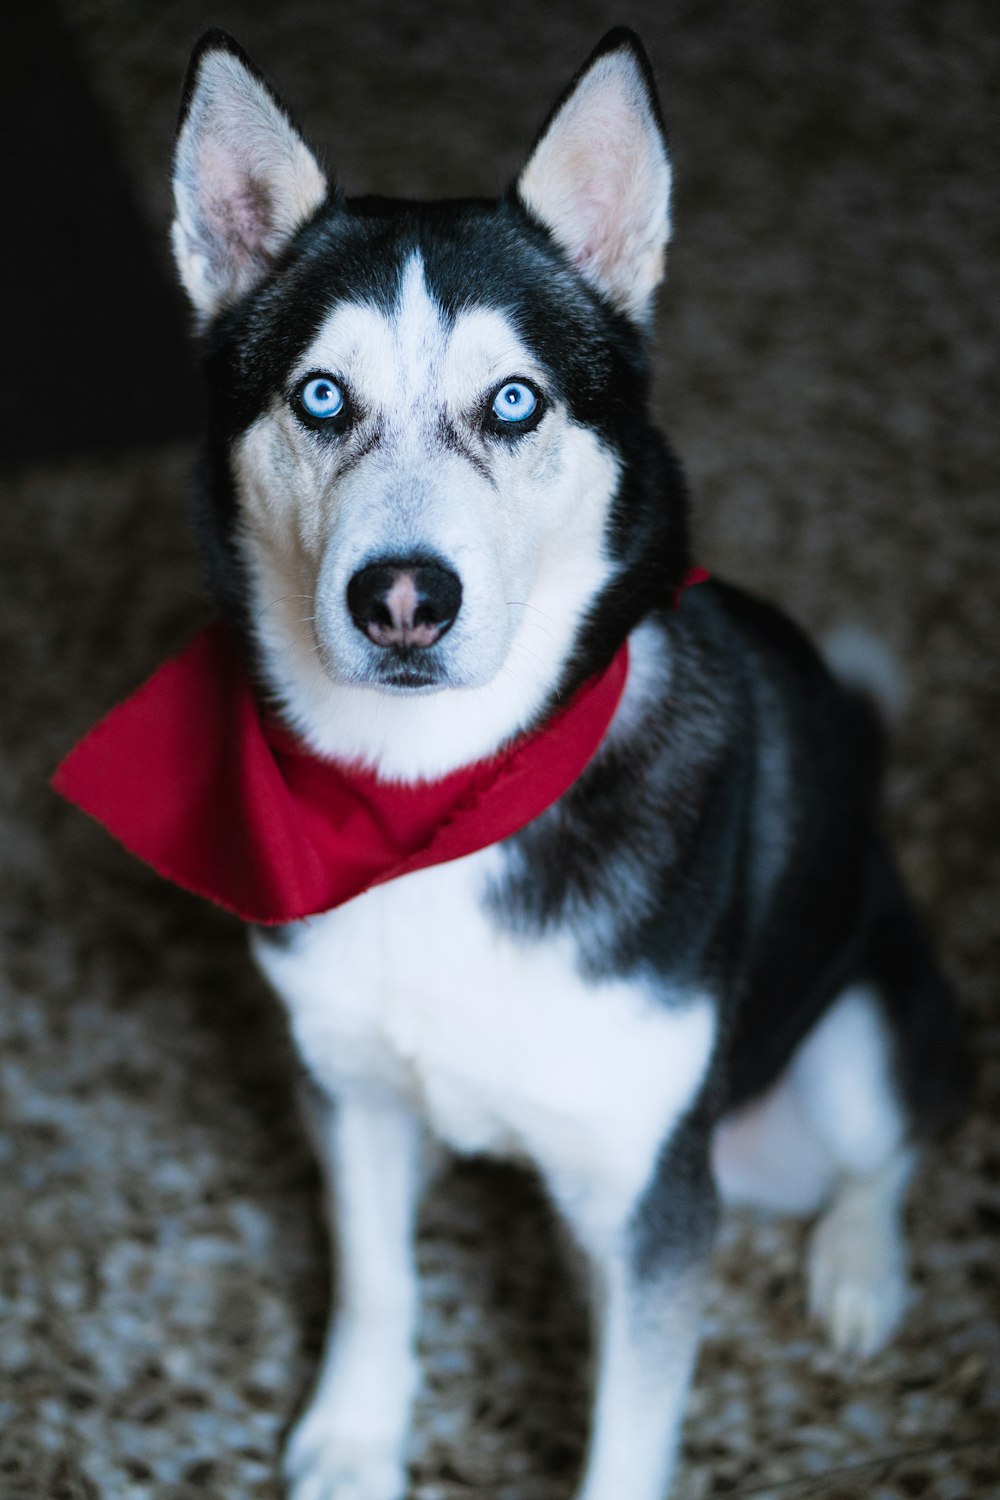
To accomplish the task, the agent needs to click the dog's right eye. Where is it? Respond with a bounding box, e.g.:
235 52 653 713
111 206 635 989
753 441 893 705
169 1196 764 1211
295 375 346 423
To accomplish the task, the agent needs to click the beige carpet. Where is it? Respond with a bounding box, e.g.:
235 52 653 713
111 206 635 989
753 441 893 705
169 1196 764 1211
1 1 997 1495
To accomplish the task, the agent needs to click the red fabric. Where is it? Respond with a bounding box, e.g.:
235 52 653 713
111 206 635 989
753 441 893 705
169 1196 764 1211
53 570 707 924
673 563 710 600
53 627 627 923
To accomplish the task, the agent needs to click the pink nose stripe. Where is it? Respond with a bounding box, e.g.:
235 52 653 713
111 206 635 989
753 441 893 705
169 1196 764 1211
385 573 420 630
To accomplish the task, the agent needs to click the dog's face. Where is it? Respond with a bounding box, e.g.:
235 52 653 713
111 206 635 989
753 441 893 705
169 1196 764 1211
218 225 624 701
172 31 685 772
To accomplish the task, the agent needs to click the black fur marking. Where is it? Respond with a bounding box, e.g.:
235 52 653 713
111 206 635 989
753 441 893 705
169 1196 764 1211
863 844 971 1140
436 413 494 485
631 1100 718 1280
335 417 386 482
253 922 302 951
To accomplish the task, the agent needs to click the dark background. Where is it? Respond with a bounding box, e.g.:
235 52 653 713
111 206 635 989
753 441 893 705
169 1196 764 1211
0 2 997 1496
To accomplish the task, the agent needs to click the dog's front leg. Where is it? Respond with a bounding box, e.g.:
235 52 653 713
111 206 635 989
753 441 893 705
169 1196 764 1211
284 1085 423 1500
577 1253 706 1500
554 1136 716 1500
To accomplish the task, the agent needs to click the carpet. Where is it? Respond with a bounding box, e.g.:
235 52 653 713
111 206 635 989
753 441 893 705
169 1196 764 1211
1 1 997 1495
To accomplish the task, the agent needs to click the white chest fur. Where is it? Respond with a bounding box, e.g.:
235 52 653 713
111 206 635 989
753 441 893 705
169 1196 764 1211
253 847 715 1226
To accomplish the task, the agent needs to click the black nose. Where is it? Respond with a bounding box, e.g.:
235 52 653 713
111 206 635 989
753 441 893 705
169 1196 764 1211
347 558 462 650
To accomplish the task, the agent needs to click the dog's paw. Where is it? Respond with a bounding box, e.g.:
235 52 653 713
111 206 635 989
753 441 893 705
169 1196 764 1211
284 1336 417 1500
806 1188 909 1359
284 1419 407 1500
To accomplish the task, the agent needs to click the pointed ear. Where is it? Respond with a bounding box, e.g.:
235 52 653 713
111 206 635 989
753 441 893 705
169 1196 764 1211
171 31 327 323
515 30 672 325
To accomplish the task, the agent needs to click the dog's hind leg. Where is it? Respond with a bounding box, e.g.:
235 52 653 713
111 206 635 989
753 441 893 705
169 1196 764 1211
805 1145 916 1359
284 1083 424 1500
794 847 968 1360
790 981 917 1358
712 1072 836 1217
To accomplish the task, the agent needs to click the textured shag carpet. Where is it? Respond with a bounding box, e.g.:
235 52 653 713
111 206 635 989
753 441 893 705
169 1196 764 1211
1 2 998 1496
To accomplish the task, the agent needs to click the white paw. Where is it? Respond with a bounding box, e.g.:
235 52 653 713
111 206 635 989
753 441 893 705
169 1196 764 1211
281 1380 410 1500
284 1328 418 1500
806 1192 909 1358
284 1407 408 1500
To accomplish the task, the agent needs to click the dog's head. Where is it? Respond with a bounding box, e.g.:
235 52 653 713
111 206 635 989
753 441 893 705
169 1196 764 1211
172 29 688 776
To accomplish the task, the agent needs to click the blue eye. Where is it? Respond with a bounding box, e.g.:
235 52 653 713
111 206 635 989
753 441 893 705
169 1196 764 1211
491 381 538 424
298 376 345 420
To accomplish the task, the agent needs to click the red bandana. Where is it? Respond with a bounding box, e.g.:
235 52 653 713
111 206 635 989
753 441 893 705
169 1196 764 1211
53 569 708 924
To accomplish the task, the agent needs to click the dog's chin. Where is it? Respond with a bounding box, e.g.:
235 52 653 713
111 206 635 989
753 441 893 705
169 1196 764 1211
348 649 455 694
372 665 444 692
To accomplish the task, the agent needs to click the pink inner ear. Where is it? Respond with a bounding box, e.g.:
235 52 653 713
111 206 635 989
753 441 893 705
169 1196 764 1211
222 178 274 263
571 145 638 282
575 185 619 278
200 141 274 273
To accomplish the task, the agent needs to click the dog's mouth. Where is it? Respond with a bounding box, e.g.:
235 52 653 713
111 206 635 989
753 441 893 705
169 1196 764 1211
364 648 447 692
380 671 440 691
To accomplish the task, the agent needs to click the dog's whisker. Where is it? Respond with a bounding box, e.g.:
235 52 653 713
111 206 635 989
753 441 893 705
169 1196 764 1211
506 602 562 647
505 600 557 623
255 593 313 623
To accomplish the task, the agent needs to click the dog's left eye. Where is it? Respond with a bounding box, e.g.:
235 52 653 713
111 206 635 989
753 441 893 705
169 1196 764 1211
296 376 345 422
491 381 539 425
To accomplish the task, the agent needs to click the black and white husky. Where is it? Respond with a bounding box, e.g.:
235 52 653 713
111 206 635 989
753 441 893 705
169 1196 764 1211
170 28 966 1499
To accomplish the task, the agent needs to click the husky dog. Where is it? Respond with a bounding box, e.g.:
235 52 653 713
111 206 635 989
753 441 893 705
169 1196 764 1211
170 28 966 1500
